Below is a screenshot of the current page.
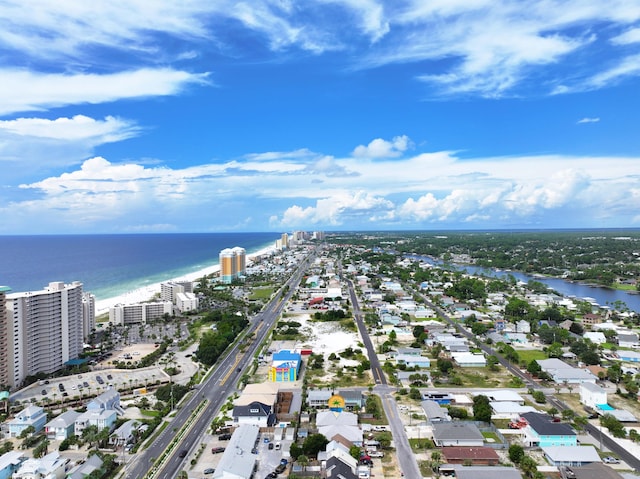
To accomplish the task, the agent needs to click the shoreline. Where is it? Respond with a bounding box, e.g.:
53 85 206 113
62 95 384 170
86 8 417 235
95 245 277 316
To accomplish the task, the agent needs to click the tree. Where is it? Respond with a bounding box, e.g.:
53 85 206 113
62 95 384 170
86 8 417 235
487 355 500 371
297 454 310 470
508 444 525 464
472 395 492 423
526 360 542 376
302 433 329 458
519 456 538 478
289 442 303 460
532 390 546 404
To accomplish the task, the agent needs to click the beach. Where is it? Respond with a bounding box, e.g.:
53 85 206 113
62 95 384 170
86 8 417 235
95 246 276 316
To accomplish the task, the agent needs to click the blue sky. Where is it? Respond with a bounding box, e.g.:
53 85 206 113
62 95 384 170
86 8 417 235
1 1 640 234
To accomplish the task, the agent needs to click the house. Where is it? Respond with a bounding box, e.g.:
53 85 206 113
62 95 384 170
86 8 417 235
451 352 486 367
541 445 601 466
0 451 26 479
474 390 524 404
440 447 500 465
536 358 597 384
13 452 69 479
579 382 607 410
515 320 531 333
7 405 47 438
212 424 260 479
617 332 639 349
316 410 358 427
319 425 363 446
307 389 333 408
232 401 276 427
583 332 606 344
87 388 123 414
421 400 451 423
110 419 141 447
66 454 104 479
616 350 640 363
567 462 626 479
432 422 484 447
490 402 537 420
269 350 302 382
45 410 81 440
75 409 117 436
582 314 603 326
325 455 357 479
395 354 431 368
439 465 523 479
422 392 453 405
395 347 422 356
520 412 577 447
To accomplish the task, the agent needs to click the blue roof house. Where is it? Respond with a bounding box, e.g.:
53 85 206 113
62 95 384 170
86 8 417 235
8 405 47 438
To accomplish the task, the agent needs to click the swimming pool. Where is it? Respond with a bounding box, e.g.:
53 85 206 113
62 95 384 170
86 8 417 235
596 403 614 411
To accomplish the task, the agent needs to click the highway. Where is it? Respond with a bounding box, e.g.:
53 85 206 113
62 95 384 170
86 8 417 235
122 249 314 479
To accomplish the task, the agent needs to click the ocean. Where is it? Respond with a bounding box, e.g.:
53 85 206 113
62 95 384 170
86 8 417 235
0 233 278 301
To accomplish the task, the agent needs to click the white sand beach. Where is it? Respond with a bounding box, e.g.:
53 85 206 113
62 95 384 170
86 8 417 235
95 246 276 316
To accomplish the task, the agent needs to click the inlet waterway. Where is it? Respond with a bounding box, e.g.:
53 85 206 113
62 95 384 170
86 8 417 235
409 255 640 313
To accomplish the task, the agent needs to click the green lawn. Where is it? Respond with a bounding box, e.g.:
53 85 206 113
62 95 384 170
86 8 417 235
516 349 547 363
248 287 275 300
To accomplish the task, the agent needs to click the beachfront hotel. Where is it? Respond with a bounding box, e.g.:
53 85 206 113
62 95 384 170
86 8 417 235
109 301 172 325
219 247 247 284
4 282 87 388
0 286 11 387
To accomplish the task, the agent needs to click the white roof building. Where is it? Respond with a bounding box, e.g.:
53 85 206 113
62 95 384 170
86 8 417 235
212 424 260 479
451 352 487 367
583 332 607 344
541 445 601 466
536 358 597 384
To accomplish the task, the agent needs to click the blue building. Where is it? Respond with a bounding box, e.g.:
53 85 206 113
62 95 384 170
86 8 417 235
7 405 47 438
521 412 577 447
269 350 302 382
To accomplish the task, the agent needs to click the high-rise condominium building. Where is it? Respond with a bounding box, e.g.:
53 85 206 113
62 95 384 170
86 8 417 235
0 286 11 387
219 247 246 284
5 282 85 388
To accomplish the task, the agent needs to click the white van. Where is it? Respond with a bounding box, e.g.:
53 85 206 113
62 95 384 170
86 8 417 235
275 442 281 451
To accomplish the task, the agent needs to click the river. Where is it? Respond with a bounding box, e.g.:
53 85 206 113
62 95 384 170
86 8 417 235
408 255 640 313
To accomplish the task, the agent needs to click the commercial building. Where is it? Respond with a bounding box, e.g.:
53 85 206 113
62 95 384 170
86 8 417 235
4 282 86 388
160 281 193 303
109 301 172 325
0 286 11 387
219 247 247 283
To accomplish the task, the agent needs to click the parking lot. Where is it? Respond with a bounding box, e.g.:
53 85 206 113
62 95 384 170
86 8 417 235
190 429 291 479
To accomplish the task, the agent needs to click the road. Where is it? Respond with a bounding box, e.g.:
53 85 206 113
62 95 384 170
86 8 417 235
346 279 422 479
122 249 315 479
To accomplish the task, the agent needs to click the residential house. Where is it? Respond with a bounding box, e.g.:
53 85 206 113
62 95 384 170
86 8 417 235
568 463 625 479
7 405 47 438
232 401 276 427
66 454 104 479
440 447 500 465
440 465 523 479
582 314 603 326
395 354 431 369
541 445 601 466
583 332 606 344
474 390 524 404
432 422 484 447
451 352 486 367
317 410 362 446
617 350 640 363
325 456 357 479
579 382 607 410
536 358 597 384
617 332 639 349
421 400 451 423
45 410 81 440
520 412 577 447
87 388 123 415
13 452 69 479
490 402 537 420
110 419 141 448
0 451 26 479
515 320 531 333
75 409 117 436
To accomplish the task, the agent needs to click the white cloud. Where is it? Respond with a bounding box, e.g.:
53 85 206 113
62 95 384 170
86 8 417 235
0 115 138 142
577 117 600 124
4 136 640 233
611 27 640 45
353 135 412 158
0 68 209 116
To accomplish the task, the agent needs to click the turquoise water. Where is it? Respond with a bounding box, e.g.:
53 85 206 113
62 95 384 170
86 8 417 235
596 403 614 410
0 233 278 301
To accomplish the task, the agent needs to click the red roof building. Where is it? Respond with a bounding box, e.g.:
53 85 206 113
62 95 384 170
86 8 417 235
441 447 500 465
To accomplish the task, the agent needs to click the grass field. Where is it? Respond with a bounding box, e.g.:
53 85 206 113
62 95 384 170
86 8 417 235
248 286 275 300
516 349 547 363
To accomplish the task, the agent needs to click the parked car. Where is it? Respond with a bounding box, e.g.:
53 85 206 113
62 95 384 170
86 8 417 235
275 464 286 474
265 473 277 479
274 442 281 451
96 376 104 384
368 451 384 458
204 468 215 474
41 389 47 395
211 447 225 454
218 433 232 440
603 456 620 464
268 443 274 450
